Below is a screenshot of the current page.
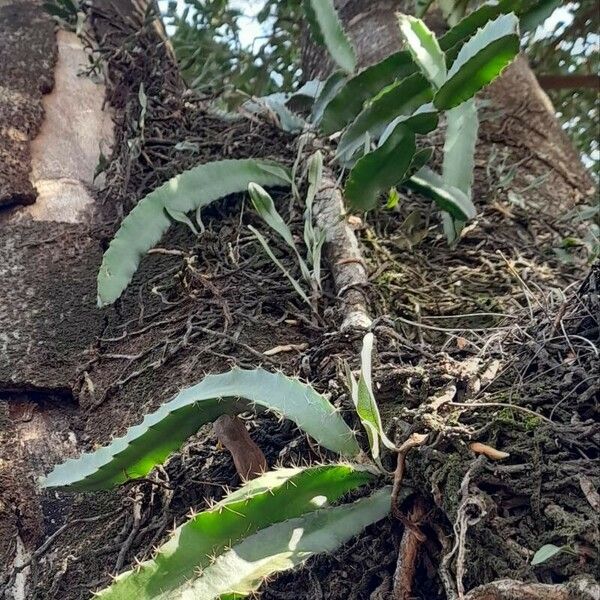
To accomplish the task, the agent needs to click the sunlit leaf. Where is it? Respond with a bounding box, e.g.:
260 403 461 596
398 14 446 88
41 369 360 490
434 13 520 110
95 465 376 599
174 487 391 599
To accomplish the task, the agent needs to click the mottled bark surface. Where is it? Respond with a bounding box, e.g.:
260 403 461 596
0 2 56 207
0 7 112 596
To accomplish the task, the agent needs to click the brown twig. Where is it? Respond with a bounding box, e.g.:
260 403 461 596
391 433 428 528
392 496 428 600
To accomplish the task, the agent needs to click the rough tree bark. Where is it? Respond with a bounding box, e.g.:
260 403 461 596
0 1 596 599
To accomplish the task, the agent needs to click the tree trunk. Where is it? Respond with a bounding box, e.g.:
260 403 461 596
0 1 596 599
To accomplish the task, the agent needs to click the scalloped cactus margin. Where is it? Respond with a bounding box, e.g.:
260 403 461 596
97 159 291 307
40 368 360 490
95 465 377 599
174 486 391 599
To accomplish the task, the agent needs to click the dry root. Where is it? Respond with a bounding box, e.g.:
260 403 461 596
464 576 600 600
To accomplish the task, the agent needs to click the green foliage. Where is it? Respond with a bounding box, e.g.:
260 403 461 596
311 71 347 125
433 13 521 110
41 368 359 490
398 15 447 87
527 0 599 170
248 150 325 306
443 99 479 196
95 465 376 599
97 159 290 307
334 9 519 217
346 334 396 460
165 0 594 170
319 52 418 134
344 124 416 211
531 543 577 565
336 73 433 162
441 99 479 240
302 0 356 73
249 224 313 307
168 487 390 599
165 0 302 100
42 337 400 598
519 0 562 33
407 167 477 220
248 182 311 283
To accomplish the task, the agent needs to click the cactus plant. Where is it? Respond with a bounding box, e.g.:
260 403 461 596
41 336 404 600
41 368 359 490
97 159 291 307
96 465 377 599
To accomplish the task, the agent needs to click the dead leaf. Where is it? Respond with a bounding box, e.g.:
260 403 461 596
263 343 308 356
579 475 600 512
469 442 510 460
456 336 469 350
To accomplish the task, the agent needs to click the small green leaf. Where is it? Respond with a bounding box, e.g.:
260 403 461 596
352 334 396 460
434 13 520 110
248 183 298 254
320 51 418 134
405 147 434 180
531 543 565 566
398 14 446 88
249 225 313 308
337 73 432 161
303 0 356 73
164 207 199 236
407 167 477 220
248 182 312 285
344 124 416 212
95 465 375 599
305 150 323 214
41 369 360 490
175 487 391 599
386 187 401 209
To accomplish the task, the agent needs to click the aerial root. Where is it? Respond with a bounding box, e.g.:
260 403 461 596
392 495 429 600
